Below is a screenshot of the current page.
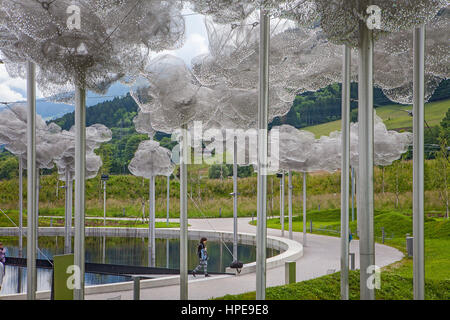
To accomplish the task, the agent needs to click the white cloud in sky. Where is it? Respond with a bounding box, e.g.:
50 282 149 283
0 65 25 102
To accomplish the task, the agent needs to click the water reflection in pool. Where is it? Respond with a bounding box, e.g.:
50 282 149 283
0 236 280 296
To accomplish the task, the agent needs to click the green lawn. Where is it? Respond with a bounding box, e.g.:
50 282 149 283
216 269 450 300
221 209 450 300
304 99 450 138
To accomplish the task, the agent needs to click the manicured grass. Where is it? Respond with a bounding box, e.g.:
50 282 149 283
222 209 450 300
216 269 450 300
304 99 450 137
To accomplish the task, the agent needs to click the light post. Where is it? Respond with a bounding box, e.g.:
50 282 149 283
101 174 109 227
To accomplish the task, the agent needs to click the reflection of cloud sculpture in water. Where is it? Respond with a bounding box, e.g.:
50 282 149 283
0 104 67 169
54 124 112 181
0 0 185 96
128 140 174 179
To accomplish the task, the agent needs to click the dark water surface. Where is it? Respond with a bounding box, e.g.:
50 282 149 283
0 236 280 296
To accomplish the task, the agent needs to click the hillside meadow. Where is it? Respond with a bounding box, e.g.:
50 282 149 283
0 159 448 220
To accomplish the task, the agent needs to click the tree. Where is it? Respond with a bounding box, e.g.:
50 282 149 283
0 156 18 180
208 164 231 179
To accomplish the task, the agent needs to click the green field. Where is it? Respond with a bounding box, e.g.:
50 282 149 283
304 99 450 138
219 209 450 300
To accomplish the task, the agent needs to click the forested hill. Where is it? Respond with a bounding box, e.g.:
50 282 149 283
44 80 449 175
271 79 450 129
51 94 139 131
50 79 450 133
49 84 393 132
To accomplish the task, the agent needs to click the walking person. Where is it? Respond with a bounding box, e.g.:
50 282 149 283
192 237 210 277
0 242 6 290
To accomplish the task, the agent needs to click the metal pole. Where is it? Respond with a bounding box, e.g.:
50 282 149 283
18 156 23 258
68 179 73 251
36 169 39 222
103 180 106 227
303 172 307 246
358 23 375 300
351 166 355 222
167 175 170 226
256 8 269 300
26 61 37 300
413 25 425 300
149 175 156 267
64 171 70 254
281 171 285 237
279 178 282 224
288 170 293 240
340 44 351 300
233 136 238 261
74 84 86 300
180 123 188 300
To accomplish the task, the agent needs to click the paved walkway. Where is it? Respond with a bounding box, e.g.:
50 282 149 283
85 217 404 300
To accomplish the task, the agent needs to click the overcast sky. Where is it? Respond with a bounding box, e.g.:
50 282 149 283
0 9 209 103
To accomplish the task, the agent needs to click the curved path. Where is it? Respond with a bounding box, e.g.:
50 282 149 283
86 217 403 300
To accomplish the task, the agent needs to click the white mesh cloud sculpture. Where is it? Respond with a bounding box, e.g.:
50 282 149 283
54 124 112 181
314 0 447 48
128 140 175 179
373 7 450 104
130 54 221 134
0 104 66 169
0 0 185 96
346 114 413 168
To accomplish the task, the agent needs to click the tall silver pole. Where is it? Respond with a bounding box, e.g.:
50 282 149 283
68 179 73 251
64 171 70 254
149 175 156 267
36 169 39 221
256 8 269 301
358 23 375 300
18 156 23 258
288 170 293 240
351 166 355 222
180 123 188 300
233 136 238 260
74 84 86 300
103 180 106 226
166 175 170 226
340 44 351 300
279 178 282 224
281 171 285 237
413 25 425 300
302 172 307 246
26 61 37 300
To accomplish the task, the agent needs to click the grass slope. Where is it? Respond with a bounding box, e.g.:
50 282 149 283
223 209 450 300
304 99 450 137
